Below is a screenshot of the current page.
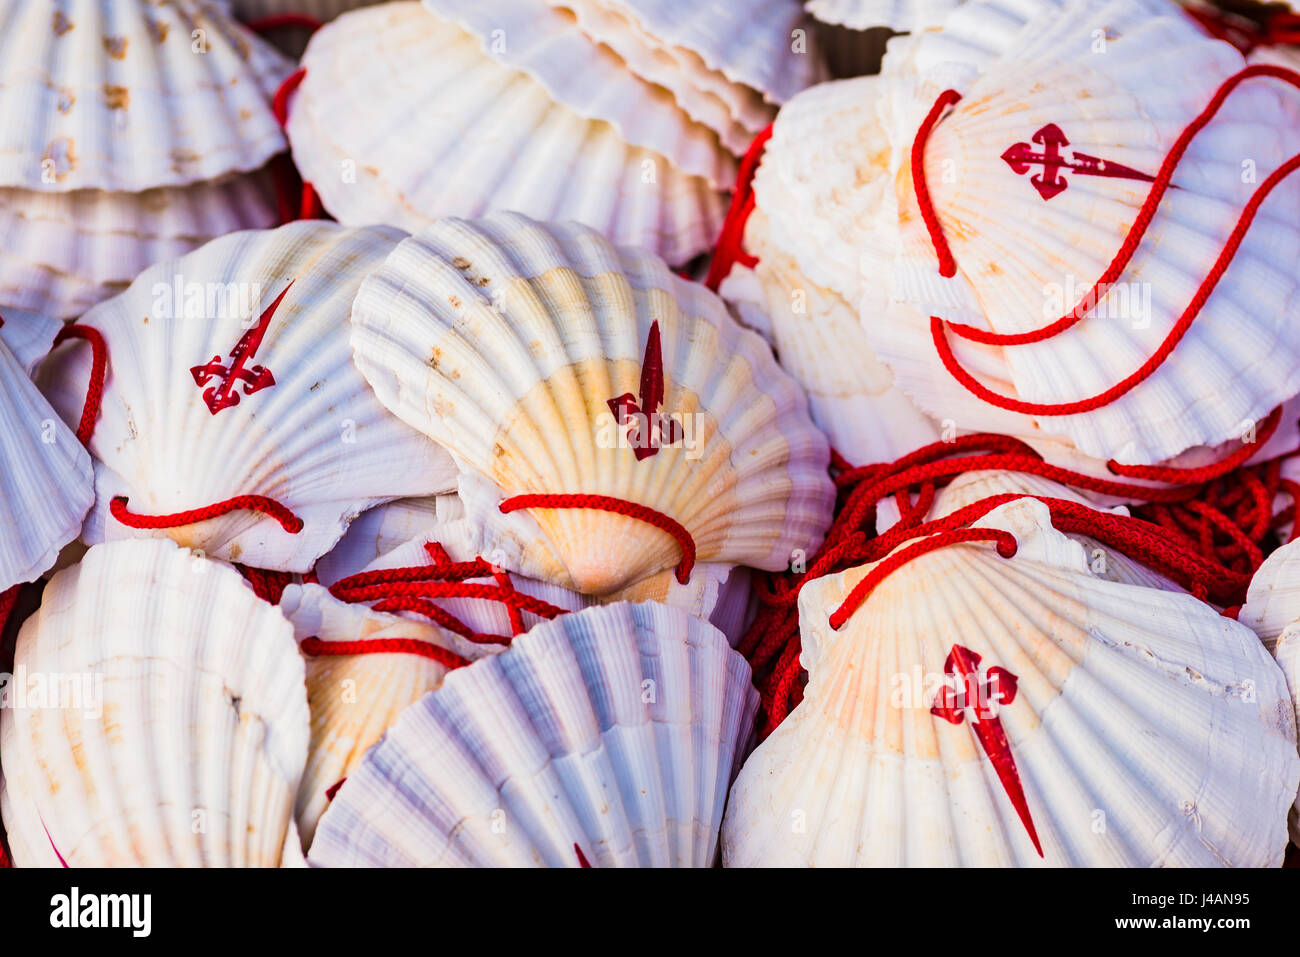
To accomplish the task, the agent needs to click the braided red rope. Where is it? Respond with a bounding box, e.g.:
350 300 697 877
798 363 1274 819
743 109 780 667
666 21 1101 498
913 65 1300 415
51 325 107 447
270 67 323 223
238 566 296 604
499 493 696 584
704 124 774 291
244 13 323 34
300 635 470 670
109 495 304 534
0 584 20 644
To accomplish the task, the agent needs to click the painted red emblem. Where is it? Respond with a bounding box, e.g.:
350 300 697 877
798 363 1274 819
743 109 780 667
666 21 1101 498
931 644 1043 857
1002 123 1155 201
190 281 293 414
607 320 682 460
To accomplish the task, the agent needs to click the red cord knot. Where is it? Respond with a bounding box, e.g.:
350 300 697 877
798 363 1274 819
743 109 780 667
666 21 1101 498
51 324 108 447
110 495 304 534
498 493 696 585
828 528 1017 630
300 635 470 670
914 65 1300 415
705 123 774 291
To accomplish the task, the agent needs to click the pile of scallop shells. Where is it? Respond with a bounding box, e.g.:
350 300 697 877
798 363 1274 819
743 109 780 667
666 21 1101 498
2 0 1300 868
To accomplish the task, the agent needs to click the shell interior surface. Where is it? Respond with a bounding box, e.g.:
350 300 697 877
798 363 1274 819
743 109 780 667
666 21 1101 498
0 538 310 866
349 211 834 595
722 498 1299 866
36 221 459 572
309 601 759 866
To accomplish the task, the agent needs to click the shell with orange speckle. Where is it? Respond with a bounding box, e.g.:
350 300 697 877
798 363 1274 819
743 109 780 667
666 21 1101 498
0 539 310 866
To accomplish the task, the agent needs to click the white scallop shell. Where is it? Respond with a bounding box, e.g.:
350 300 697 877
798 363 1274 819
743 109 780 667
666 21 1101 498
723 497 1298 866
0 316 94 592
36 221 458 572
551 0 775 150
809 0 960 31
349 212 835 595
314 492 755 644
420 0 734 185
0 0 293 193
880 0 1300 464
735 209 939 467
309 601 759 866
0 167 280 319
560 0 824 106
278 583 501 849
288 2 724 266
0 539 309 866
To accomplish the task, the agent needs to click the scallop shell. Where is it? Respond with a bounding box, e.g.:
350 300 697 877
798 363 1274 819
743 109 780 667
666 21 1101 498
0 167 280 319
558 0 824 106
0 0 293 193
808 0 960 31
0 539 309 866
349 212 835 595
278 583 501 849
36 221 459 572
0 316 94 592
736 209 939 467
722 497 1299 866
880 0 1300 464
309 601 759 867
315 492 755 644
420 0 734 185
287 2 725 266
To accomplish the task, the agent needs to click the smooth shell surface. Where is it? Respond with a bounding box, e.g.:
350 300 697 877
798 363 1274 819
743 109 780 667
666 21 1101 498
723 498 1298 866
349 212 834 595
37 221 458 572
0 539 309 866
309 601 758 866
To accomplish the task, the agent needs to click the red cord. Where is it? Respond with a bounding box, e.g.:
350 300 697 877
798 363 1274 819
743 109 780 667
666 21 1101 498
238 566 295 604
300 635 470 670
244 13 323 35
499 493 696 585
913 66 1300 415
51 325 107 447
1107 407 1280 481
109 495 304 534
704 124 774 291
269 67 323 222
0 584 20 643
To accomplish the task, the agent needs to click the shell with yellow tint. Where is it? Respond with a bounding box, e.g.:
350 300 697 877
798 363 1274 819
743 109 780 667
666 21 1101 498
314 492 755 644
309 601 758 867
722 498 1298 866
35 221 459 573
0 0 291 193
349 212 834 596
278 583 502 849
0 539 310 866
878 0 1300 464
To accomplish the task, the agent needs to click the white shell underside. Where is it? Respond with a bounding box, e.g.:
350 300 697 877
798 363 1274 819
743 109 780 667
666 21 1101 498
0 539 309 866
809 0 961 31
289 3 725 266
723 499 1299 866
309 601 759 866
0 0 292 192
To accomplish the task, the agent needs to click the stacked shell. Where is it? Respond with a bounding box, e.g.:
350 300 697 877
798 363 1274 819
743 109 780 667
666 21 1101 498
0 0 295 318
284 0 825 265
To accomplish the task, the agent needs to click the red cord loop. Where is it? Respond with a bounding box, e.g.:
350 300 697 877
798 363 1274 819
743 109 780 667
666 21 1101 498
913 66 1300 415
704 124 774 291
51 324 107 447
499 493 696 585
109 495 304 534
